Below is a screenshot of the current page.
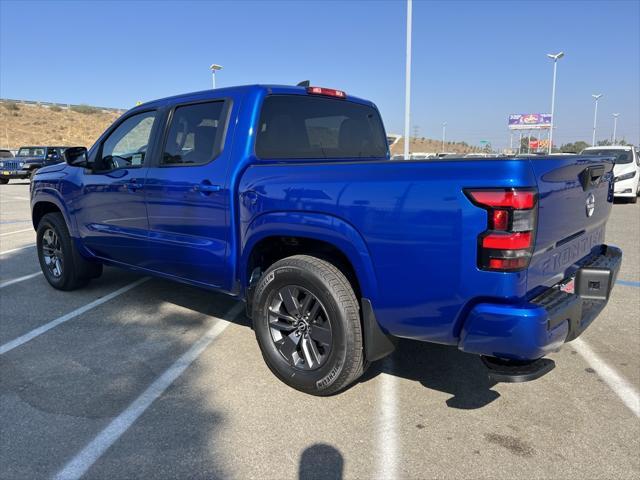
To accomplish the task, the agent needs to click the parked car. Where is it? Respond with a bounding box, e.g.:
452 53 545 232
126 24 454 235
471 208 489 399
18 146 69 178
0 151 28 184
581 146 640 203
31 84 622 395
410 152 436 160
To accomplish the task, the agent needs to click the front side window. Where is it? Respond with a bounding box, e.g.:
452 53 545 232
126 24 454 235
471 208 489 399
255 95 388 160
98 111 156 171
161 101 227 166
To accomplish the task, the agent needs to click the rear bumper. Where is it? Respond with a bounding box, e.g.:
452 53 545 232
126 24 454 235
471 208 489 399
459 245 622 361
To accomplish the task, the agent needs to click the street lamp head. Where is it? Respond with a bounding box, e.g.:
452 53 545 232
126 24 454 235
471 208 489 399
210 64 223 71
546 51 565 60
592 94 603 100
612 113 620 118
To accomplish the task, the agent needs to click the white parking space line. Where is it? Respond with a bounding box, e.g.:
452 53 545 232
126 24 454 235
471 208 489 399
0 278 149 355
0 244 35 255
53 301 245 480
0 195 31 201
0 228 33 237
377 358 398 480
0 271 41 289
573 338 640 417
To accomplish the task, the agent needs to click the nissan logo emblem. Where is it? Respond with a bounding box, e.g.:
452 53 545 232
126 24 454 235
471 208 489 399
586 193 595 217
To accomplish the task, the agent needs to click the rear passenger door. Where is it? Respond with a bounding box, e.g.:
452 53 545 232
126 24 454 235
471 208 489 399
144 99 234 288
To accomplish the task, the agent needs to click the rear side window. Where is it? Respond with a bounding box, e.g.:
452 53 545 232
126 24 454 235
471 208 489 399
256 95 388 160
162 101 227 166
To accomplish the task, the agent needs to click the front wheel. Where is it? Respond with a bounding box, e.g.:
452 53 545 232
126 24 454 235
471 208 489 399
252 255 364 396
37 212 102 290
0 178 9 185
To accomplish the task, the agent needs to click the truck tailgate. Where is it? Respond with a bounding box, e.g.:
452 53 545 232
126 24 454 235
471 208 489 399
527 156 615 294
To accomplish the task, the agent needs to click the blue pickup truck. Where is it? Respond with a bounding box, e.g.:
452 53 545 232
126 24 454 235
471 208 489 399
30 84 622 395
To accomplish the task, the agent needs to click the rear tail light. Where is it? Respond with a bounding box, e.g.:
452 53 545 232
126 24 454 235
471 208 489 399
306 86 347 99
465 188 538 272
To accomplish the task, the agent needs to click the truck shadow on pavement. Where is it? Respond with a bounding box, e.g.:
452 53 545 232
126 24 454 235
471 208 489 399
362 339 500 410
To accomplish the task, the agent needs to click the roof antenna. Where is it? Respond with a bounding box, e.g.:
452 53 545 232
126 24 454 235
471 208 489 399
297 80 310 87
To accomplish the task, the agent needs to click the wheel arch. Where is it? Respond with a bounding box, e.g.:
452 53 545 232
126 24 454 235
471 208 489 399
240 211 379 302
31 191 76 236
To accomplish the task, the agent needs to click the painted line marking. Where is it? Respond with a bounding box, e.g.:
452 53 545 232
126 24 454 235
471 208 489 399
616 280 640 288
0 220 31 225
573 338 640 418
0 244 35 255
0 195 31 201
377 357 398 480
0 271 41 289
53 301 245 480
0 278 149 355
0 228 33 237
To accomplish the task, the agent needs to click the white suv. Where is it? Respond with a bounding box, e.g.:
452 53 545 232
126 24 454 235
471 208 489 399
581 146 640 203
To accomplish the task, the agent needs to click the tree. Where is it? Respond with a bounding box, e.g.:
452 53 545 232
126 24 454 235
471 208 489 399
559 141 589 153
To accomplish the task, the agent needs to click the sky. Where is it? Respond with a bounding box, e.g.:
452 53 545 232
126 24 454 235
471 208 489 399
1 0 639 149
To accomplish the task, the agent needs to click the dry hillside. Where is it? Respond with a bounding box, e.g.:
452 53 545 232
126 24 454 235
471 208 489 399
390 137 481 156
0 100 482 155
0 101 123 149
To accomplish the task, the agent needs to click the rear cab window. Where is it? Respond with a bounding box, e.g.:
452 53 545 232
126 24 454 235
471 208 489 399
255 95 388 160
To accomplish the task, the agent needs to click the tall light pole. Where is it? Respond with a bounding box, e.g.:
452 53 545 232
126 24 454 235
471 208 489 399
403 0 413 159
210 64 223 89
441 122 447 151
546 51 564 154
591 93 602 146
612 113 620 144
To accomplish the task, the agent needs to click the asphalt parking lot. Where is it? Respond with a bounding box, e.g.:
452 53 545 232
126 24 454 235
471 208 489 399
1 181 638 480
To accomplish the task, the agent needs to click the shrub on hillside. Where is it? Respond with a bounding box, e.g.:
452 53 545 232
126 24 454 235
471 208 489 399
3 101 20 111
70 104 100 115
50 105 63 112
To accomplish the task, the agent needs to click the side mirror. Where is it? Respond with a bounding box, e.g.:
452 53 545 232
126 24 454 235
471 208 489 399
64 147 89 167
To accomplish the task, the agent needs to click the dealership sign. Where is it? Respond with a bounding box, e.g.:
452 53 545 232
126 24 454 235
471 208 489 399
508 113 552 130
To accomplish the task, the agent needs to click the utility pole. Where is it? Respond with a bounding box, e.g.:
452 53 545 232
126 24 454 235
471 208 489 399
546 52 564 154
612 113 620 145
441 122 447 151
591 94 602 146
403 0 412 159
210 64 223 89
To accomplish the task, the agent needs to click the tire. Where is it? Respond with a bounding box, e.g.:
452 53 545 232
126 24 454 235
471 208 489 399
0 178 9 185
36 212 102 290
252 255 364 396
629 195 637 204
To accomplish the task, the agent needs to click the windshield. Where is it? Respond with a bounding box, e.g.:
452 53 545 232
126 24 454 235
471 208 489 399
17 147 45 157
582 149 632 164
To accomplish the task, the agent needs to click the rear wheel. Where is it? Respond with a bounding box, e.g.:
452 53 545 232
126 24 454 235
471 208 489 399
37 212 102 290
252 255 364 396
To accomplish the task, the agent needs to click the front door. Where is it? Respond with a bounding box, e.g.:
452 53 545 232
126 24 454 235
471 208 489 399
74 110 159 266
144 99 234 288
